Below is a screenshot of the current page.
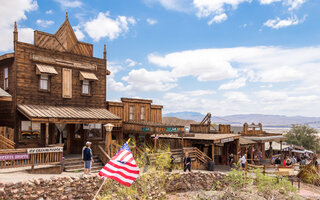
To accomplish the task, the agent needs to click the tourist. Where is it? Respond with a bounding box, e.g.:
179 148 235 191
275 156 281 166
144 148 150 173
183 152 191 172
240 154 247 169
82 141 94 174
169 153 175 172
283 156 287 166
228 153 234 168
286 157 292 166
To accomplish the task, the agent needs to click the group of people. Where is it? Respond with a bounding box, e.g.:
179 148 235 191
274 155 309 166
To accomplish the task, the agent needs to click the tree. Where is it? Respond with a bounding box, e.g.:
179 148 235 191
285 125 320 152
286 125 320 152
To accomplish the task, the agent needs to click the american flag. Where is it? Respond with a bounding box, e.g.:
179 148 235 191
98 142 140 187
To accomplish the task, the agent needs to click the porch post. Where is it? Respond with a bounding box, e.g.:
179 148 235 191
262 143 265 159
45 122 49 146
269 141 273 158
236 138 240 162
250 146 254 164
211 143 215 161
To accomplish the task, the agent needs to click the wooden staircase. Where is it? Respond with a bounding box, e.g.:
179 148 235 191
0 134 15 149
64 155 104 173
171 147 212 169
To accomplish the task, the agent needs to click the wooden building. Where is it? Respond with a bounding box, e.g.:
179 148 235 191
107 98 184 147
0 14 120 153
240 123 287 161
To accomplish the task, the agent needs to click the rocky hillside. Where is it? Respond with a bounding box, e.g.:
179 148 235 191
162 117 197 126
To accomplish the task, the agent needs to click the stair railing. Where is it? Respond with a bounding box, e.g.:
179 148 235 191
0 134 15 149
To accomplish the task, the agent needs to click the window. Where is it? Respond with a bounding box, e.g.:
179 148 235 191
87 124 102 139
141 106 146 121
4 68 8 90
62 68 72 98
21 121 40 140
39 74 49 91
82 80 90 95
129 106 134 121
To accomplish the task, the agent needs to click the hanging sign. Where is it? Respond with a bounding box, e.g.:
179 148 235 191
220 137 234 143
55 123 66 132
165 127 178 132
142 127 150 132
0 153 30 161
27 147 63 154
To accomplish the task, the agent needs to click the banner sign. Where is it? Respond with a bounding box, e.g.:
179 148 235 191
220 137 234 143
142 127 150 132
165 127 178 132
27 147 63 154
0 153 30 161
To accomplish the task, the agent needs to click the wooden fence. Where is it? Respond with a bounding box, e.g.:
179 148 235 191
0 148 63 169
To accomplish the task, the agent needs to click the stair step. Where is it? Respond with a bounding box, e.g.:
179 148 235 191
64 162 103 170
64 158 101 165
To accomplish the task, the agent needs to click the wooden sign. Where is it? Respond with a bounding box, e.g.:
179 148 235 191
165 127 178 132
0 153 30 161
27 147 63 154
220 137 234 143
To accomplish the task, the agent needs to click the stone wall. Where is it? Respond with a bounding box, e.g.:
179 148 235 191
0 172 226 200
0 175 104 200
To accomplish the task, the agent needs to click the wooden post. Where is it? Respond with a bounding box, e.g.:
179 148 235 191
236 138 240 162
280 141 283 157
154 134 157 151
66 125 71 154
45 123 49 146
262 143 265 159
269 141 273 158
211 143 215 161
250 146 254 164
105 131 109 155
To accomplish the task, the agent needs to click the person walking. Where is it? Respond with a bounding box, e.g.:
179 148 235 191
240 154 247 169
169 153 175 172
228 153 234 168
183 152 191 172
82 141 94 174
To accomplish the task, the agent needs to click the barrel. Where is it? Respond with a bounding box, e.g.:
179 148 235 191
208 160 214 171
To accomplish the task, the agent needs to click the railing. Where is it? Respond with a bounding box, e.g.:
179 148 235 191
0 135 15 149
96 145 110 165
0 148 62 169
171 147 212 168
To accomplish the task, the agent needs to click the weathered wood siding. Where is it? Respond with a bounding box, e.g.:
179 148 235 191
14 41 106 108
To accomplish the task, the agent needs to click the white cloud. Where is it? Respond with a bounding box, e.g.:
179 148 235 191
224 91 251 103
36 19 54 28
84 12 136 41
73 25 85 40
259 0 281 4
146 18 158 25
144 0 193 12
122 68 178 92
54 0 82 8
125 58 141 67
263 15 305 29
258 66 304 82
45 10 53 15
193 0 250 24
219 77 246 90
285 0 307 10
208 13 227 25
0 0 38 52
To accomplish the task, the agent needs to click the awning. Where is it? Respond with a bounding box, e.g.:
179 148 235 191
240 137 256 146
292 149 305 154
80 71 98 81
18 104 120 123
0 88 11 101
243 135 287 142
35 64 58 75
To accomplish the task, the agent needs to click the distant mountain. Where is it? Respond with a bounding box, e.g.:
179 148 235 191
162 117 197 126
163 112 320 127
163 112 205 122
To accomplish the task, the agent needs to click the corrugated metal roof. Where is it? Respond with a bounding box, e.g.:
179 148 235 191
18 104 120 120
124 121 184 127
265 141 289 151
36 64 58 75
243 135 287 142
155 133 240 141
80 71 98 80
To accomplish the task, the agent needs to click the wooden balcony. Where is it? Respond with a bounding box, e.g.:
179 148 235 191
190 124 231 134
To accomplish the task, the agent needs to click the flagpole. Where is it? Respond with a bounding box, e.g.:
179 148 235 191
93 138 131 200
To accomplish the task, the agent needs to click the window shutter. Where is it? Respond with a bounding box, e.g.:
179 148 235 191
62 68 72 98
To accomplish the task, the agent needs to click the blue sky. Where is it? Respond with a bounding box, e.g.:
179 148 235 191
1 0 320 116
